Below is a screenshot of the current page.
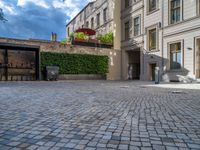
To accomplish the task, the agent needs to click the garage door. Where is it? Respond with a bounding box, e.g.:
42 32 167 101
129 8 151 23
0 44 40 81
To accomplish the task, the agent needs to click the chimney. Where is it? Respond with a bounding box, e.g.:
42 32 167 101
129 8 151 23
51 32 57 42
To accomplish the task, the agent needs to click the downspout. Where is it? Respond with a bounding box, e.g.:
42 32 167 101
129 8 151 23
161 0 164 79
142 0 145 76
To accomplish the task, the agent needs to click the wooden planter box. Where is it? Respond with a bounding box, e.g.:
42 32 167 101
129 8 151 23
72 38 113 49
74 38 88 42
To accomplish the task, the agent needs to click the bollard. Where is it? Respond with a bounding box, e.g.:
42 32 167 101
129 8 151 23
155 67 160 84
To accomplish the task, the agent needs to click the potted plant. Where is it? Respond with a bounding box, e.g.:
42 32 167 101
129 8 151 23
74 32 89 42
97 32 114 45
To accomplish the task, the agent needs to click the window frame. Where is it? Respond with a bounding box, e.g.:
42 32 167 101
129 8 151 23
133 15 141 37
168 40 184 70
91 17 94 29
67 27 70 37
125 0 130 8
103 8 107 23
97 13 100 27
146 25 159 51
197 0 200 16
124 21 130 40
169 0 183 25
80 13 82 22
86 21 89 28
147 0 158 14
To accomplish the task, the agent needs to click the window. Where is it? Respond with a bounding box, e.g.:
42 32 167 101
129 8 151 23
86 21 89 28
67 27 70 37
148 0 157 12
103 8 107 23
170 42 182 69
97 13 100 27
125 21 130 40
80 13 82 21
134 16 140 36
148 28 157 51
170 0 181 24
125 0 130 8
91 18 94 29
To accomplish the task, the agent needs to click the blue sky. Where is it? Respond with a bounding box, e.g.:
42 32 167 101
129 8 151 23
0 0 92 41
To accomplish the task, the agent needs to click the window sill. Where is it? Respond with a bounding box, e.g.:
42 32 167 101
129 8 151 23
133 34 142 38
168 20 182 27
146 9 160 16
167 69 184 72
147 49 160 53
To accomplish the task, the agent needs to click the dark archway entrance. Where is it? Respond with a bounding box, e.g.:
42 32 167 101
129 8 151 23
127 49 141 80
0 43 40 81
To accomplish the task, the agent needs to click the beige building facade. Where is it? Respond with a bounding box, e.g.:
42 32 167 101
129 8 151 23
67 0 200 82
66 0 121 50
121 0 200 82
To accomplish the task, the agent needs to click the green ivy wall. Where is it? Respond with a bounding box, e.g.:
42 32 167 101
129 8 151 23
41 52 109 75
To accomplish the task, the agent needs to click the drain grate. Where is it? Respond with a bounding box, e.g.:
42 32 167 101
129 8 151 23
171 91 185 94
120 86 129 89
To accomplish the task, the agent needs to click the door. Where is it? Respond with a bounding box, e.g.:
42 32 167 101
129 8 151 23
127 50 141 80
132 63 140 79
149 63 156 81
0 49 36 81
8 50 36 81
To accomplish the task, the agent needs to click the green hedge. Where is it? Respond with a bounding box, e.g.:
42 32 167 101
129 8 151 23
41 52 109 75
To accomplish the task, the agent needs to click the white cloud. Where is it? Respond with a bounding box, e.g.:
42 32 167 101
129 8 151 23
52 0 84 19
0 0 92 40
17 0 50 9
0 1 17 15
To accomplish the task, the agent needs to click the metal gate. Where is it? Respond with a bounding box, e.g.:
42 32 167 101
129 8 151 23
0 43 40 81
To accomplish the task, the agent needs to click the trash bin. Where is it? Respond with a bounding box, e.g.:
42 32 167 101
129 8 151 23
46 66 59 81
155 67 160 84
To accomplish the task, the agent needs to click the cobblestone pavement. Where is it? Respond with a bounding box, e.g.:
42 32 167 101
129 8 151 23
0 81 200 150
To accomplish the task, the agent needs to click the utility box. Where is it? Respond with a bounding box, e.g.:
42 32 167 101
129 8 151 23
155 67 160 84
46 66 59 81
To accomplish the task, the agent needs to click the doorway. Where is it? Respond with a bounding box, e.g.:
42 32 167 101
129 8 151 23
149 63 156 81
196 39 200 78
127 50 141 80
0 44 40 81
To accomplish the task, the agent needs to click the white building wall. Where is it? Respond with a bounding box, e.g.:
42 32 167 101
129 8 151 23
162 0 200 82
122 0 200 82
66 0 115 37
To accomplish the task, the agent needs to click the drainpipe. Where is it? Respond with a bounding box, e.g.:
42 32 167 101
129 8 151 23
142 0 145 78
161 0 164 79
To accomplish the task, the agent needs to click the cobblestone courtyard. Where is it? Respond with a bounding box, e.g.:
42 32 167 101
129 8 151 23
0 81 200 150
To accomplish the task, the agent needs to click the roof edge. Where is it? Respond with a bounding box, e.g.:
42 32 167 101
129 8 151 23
66 2 94 27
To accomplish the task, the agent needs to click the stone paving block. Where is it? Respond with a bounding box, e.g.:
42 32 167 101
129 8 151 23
7 141 20 146
27 145 39 150
64 142 77 148
0 81 200 150
141 147 153 150
118 144 129 150
36 146 51 150
166 146 179 150
87 141 98 147
187 143 200 149
17 143 30 148
152 145 165 150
